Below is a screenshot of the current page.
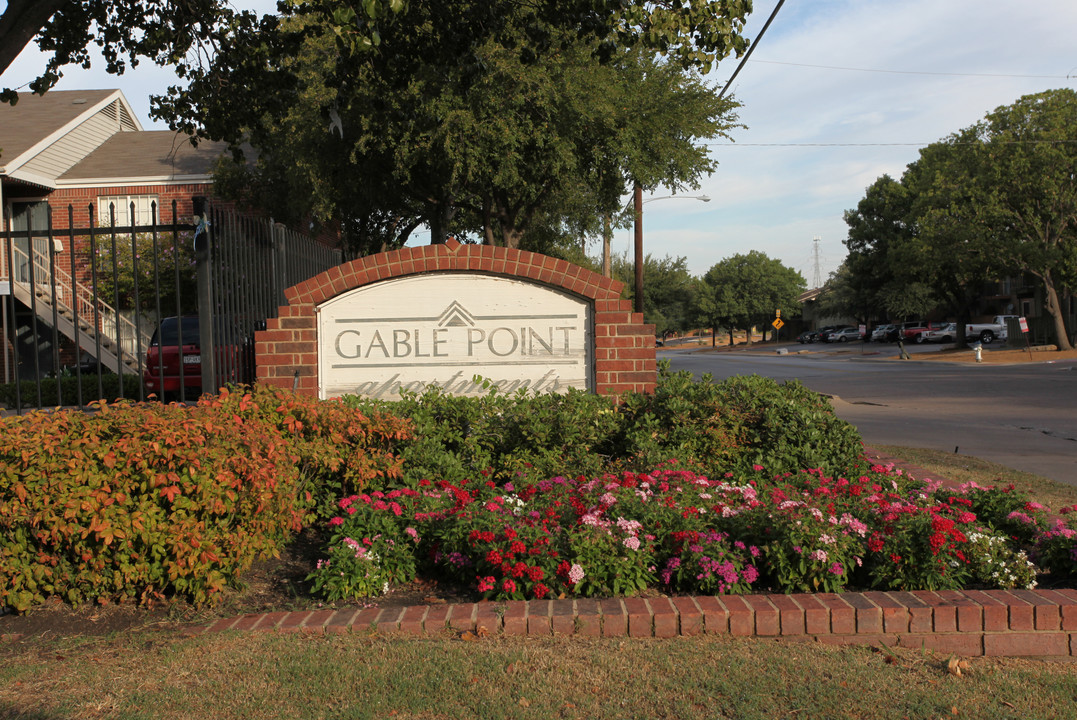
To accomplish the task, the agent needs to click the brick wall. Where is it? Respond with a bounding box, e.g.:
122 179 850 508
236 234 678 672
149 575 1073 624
256 237 657 398
45 183 215 230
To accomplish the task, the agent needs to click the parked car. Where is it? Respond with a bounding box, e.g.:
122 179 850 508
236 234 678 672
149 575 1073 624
921 322 957 343
797 329 819 344
966 315 1019 344
828 326 864 342
906 321 951 343
870 324 896 342
820 325 855 343
144 315 255 400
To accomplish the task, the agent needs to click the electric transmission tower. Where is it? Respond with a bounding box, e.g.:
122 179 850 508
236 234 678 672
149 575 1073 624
811 236 823 288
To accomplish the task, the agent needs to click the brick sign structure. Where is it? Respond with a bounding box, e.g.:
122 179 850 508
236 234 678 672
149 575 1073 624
255 238 656 400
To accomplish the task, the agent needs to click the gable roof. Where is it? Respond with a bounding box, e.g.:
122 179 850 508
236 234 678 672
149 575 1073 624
0 90 140 179
57 130 228 186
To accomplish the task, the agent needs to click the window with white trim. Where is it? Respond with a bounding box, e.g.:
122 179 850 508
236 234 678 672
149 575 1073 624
98 194 160 226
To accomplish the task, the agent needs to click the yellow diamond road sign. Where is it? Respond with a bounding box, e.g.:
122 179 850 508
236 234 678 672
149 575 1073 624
772 318 784 330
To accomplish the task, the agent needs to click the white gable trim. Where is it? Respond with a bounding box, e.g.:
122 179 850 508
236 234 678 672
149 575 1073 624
54 175 214 188
4 168 58 190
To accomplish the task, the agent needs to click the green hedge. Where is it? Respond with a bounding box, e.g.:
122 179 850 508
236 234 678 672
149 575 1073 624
346 363 864 486
0 373 141 409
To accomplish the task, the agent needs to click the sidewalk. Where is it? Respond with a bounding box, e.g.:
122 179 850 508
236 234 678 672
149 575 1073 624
181 447 1077 659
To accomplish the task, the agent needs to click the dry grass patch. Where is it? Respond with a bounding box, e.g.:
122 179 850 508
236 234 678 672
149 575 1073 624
3 631 1077 720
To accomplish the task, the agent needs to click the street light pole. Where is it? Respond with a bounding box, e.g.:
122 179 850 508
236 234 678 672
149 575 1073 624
628 190 711 317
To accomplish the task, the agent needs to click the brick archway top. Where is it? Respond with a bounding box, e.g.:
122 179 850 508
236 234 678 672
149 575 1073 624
284 237 624 306
258 237 657 397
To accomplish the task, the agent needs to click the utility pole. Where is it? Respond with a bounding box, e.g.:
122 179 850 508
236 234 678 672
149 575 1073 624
633 183 644 314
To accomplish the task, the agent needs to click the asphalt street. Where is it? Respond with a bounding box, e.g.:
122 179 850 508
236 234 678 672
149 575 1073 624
665 340 1077 487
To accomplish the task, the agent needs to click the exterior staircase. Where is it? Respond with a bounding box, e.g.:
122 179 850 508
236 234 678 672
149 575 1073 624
7 242 150 376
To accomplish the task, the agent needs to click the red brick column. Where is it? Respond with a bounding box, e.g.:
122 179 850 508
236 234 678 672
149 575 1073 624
255 238 656 398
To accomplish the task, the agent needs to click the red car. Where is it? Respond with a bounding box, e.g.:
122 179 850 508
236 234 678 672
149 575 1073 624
144 316 253 401
903 322 949 344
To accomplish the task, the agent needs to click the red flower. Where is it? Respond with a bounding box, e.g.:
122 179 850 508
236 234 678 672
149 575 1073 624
533 583 549 599
929 533 946 555
527 566 545 581
486 550 502 565
502 578 517 594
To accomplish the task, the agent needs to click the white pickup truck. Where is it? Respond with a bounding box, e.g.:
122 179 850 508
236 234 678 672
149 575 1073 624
966 315 1019 344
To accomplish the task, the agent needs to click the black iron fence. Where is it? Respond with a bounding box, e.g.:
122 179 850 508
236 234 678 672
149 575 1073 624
0 201 340 412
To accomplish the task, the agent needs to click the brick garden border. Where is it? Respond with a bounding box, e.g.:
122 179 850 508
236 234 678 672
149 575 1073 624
254 237 657 398
187 588 1077 658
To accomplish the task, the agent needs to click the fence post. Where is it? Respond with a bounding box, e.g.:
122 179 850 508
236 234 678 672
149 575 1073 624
194 198 215 396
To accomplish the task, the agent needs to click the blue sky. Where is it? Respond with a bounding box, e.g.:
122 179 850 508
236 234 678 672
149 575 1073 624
4 0 1076 284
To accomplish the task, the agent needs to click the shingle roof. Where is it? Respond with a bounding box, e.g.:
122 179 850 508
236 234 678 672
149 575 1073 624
58 130 229 182
0 89 121 166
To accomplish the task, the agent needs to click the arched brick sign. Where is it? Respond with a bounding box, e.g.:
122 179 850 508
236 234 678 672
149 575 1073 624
255 238 656 399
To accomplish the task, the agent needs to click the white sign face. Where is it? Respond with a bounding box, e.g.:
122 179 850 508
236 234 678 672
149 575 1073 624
317 273 593 400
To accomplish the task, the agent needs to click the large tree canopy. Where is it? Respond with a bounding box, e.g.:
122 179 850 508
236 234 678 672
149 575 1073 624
187 5 745 255
1 0 751 103
843 89 1077 350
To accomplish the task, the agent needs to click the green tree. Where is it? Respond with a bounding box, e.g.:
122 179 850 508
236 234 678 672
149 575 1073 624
962 90 1077 350
841 175 910 321
811 261 873 326
195 14 741 256
696 251 805 346
844 90 1077 350
610 252 696 336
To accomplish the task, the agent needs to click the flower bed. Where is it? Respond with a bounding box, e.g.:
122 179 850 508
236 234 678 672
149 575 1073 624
308 461 1077 603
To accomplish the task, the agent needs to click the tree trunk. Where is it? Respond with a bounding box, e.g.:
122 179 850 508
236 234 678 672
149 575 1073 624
502 227 523 249
482 199 496 245
1042 277 1074 351
0 0 63 83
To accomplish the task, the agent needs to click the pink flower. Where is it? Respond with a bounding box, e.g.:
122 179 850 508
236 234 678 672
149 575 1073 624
568 563 585 584
405 527 419 540
623 535 641 551
328 517 344 527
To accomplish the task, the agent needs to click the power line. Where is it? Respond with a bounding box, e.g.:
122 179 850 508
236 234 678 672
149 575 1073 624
718 0 787 100
706 139 1077 147
750 59 1077 80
